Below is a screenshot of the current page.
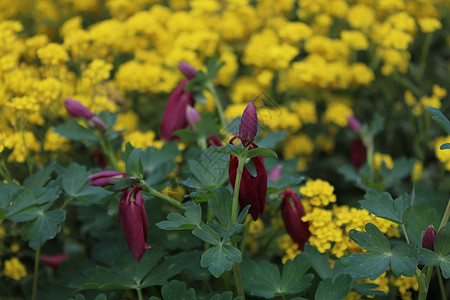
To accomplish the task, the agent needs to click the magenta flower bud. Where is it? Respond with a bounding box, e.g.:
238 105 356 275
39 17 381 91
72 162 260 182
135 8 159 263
65 98 94 119
280 188 310 251
186 105 201 130
228 141 267 220
119 187 151 261
40 253 68 269
160 79 195 141
88 170 127 187
178 61 197 79
351 138 367 169
90 116 106 131
422 225 437 251
239 101 258 147
268 165 282 181
347 116 363 132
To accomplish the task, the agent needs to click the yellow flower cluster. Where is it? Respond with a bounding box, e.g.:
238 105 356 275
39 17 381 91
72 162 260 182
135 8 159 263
434 136 450 170
404 85 447 116
374 152 395 170
4 257 27 280
300 179 337 207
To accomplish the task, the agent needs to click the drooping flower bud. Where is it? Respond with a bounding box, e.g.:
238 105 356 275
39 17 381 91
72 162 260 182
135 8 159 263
347 116 362 133
280 188 310 251
88 170 127 187
268 165 282 181
207 135 223 147
422 225 437 251
90 115 106 131
240 101 258 147
351 138 367 169
160 79 195 141
228 142 267 221
119 187 151 261
65 98 94 120
186 105 201 130
40 253 68 269
178 61 197 79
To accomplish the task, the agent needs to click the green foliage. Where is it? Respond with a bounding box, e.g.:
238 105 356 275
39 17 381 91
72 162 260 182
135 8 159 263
187 149 229 188
126 147 143 178
359 189 413 224
303 243 332 279
343 223 418 279
419 223 450 278
156 202 202 230
53 120 98 141
201 244 242 278
240 254 313 298
425 107 450 135
315 275 352 300
22 209 66 249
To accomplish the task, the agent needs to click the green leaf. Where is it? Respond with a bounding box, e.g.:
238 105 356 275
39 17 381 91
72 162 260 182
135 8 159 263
440 255 450 278
113 248 166 283
195 112 221 138
256 131 288 148
434 223 450 256
173 129 198 142
156 202 202 230
126 147 142 178
337 165 360 183
390 244 418 277
159 280 196 300
342 252 390 280
21 209 66 249
315 275 352 300
247 148 278 159
187 149 229 188
70 266 136 290
209 188 232 229
418 248 440 266
192 224 221 245
200 244 242 278
348 223 391 253
359 189 412 224
123 142 134 163
351 283 387 296
240 255 313 298
62 164 89 197
381 158 415 188
425 107 450 135
23 159 56 189
440 143 450 150
304 243 332 279
211 144 245 157
7 187 60 219
208 291 235 300
53 120 98 141
205 54 225 80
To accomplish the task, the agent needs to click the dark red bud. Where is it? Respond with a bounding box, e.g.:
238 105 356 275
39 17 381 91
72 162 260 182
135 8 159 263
160 79 195 141
40 253 68 269
351 138 367 169
119 187 151 261
240 101 258 147
65 98 94 119
207 135 223 147
280 188 310 251
422 225 437 251
90 116 106 130
228 141 267 220
178 61 197 79
88 170 127 187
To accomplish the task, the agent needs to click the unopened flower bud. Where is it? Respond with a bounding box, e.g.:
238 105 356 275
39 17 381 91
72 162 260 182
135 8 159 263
347 116 362 133
40 253 68 269
240 101 258 147
119 187 151 261
268 165 282 181
65 98 94 119
351 138 367 169
178 62 197 79
186 105 201 130
422 225 437 251
90 116 106 131
280 188 310 250
88 170 127 187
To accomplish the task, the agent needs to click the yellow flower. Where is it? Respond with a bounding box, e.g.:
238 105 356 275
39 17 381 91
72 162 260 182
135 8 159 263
418 18 442 33
411 161 423 181
347 4 376 30
83 59 113 84
300 179 336 207
340 30 369 50
4 257 27 280
291 100 317 124
374 152 394 170
432 85 447 99
283 134 314 159
37 43 69 66
435 136 450 171
44 128 71 153
10 243 20 253
323 102 353 127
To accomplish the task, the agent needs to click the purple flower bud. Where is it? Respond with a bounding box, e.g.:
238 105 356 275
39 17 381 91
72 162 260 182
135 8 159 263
280 188 310 251
178 62 196 79
240 101 258 147
186 105 201 130
268 165 282 181
90 116 106 131
88 170 127 187
160 79 195 141
40 253 68 269
347 116 362 132
422 225 437 251
65 98 94 120
119 187 151 261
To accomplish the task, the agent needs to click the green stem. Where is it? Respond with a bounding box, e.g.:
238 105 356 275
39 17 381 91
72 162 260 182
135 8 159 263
32 246 41 300
232 262 245 299
0 160 11 180
417 266 433 300
240 217 252 256
393 73 423 97
140 181 186 211
136 288 143 300
417 33 432 82
231 157 245 223
60 196 74 210
438 198 450 230
207 82 227 130
100 138 119 171
437 266 447 300
401 224 410 244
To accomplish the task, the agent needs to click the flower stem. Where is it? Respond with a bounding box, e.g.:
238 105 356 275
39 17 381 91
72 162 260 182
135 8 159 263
207 81 227 130
437 266 447 300
417 266 433 300
438 198 450 230
140 181 186 211
136 288 143 300
32 246 41 300
417 33 432 82
240 217 252 256
401 224 410 244
100 138 119 171
232 262 245 299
